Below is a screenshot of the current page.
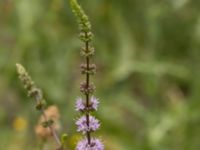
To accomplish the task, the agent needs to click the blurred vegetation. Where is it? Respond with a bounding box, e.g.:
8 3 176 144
1 0 200 149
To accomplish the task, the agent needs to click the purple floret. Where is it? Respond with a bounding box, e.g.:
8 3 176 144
76 115 100 133
90 96 99 111
75 97 85 111
76 138 104 150
75 96 99 112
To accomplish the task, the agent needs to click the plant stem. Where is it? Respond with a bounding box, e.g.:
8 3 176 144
41 108 61 146
35 97 62 150
85 32 91 144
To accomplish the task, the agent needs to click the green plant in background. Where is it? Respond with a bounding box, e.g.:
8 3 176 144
70 0 104 149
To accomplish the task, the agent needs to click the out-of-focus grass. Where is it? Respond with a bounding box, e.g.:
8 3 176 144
1 0 200 149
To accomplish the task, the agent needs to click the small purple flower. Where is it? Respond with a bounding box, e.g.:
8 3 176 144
76 138 104 150
75 97 85 111
90 96 99 111
75 96 99 112
76 115 100 133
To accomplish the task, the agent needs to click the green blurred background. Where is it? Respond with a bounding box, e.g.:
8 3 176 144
1 0 200 149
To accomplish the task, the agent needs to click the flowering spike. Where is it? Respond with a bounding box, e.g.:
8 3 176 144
70 0 104 149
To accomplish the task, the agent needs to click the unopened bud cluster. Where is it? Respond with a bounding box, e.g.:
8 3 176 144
16 64 56 133
80 46 95 57
16 64 36 97
16 64 46 109
80 81 95 94
80 63 96 75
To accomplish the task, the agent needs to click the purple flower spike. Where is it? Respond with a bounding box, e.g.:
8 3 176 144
76 138 104 150
71 0 103 148
90 96 99 111
76 115 100 133
75 97 85 111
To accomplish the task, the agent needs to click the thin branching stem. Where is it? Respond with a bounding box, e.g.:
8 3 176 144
35 97 63 150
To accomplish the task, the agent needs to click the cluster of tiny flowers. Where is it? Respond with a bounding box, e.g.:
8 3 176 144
75 96 99 111
76 115 100 134
76 138 104 150
75 96 103 149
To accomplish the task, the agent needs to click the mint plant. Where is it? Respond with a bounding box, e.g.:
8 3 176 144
70 0 104 149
